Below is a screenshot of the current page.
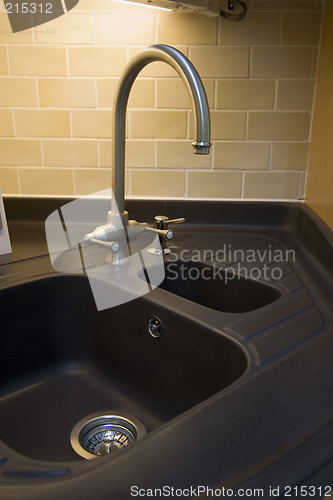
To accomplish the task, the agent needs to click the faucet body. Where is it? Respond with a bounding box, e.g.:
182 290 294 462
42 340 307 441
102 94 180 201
85 44 211 261
112 44 211 216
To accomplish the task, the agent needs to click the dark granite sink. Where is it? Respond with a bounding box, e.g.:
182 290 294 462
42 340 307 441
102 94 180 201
0 274 247 463
1 198 333 500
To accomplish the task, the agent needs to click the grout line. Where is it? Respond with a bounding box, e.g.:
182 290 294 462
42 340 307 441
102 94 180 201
274 79 278 110
154 139 157 169
11 109 17 137
154 79 157 109
97 140 100 168
40 139 45 167
65 46 70 78
36 78 40 107
5 45 10 75
268 142 272 171
94 77 98 107
72 168 76 196
240 171 245 198
60 0 67 13
69 110 73 138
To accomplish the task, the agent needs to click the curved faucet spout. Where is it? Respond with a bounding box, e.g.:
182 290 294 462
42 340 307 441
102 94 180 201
112 44 211 215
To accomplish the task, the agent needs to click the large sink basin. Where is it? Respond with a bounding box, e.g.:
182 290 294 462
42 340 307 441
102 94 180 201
0 274 247 463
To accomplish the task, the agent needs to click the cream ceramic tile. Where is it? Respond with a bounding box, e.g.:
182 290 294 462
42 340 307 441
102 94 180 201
248 112 307 141
190 47 249 78
125 140 155 169
9 46 67 76
44 140 98 167
299 171 306 199
0 168 19 194
36 13 94 44
189 111 246 140
0 78 37 107
157 12 217 45
74 168 114 195
99 140 155 169
252 1 315 10
187 171 242 198
216 80 275 109
156 141 211 169
15 110 70 138
251 47 312 78
277 80 315 110
0 110 14 137
281 13 322 45
99 140 111 167
72 110 112 138
97 80 118 108
0 140 42 166
39 79 96 108
214 142 270 170
219 13 280 45
129 79 155 108
0 12 33 43
73 0 126 10
0 46 8 75
19 168 74 195
96 13 154 44
69 47 127 77
156 79 214 109
129 46 188 77
271 143 309 170
243 172 299 199
131 170 185 197
130 110 187 139
97 79 155 108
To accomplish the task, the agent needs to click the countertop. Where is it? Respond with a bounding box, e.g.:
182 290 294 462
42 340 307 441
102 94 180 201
1 197 333 499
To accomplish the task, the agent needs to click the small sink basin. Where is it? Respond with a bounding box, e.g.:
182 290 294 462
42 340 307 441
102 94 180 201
0 275 247 463
155 260 282 313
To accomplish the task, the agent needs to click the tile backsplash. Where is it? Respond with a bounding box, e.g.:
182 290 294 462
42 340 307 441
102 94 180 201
0 0 324 199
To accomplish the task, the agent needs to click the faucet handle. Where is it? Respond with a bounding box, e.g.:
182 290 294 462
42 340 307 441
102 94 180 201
164 217 185 225
90 238 120 253
144 226 174 240
154 215 185 229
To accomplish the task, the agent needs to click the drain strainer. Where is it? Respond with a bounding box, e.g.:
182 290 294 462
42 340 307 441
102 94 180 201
70 412 146 460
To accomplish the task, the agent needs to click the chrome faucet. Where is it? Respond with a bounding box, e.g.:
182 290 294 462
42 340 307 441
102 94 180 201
84 44 211 262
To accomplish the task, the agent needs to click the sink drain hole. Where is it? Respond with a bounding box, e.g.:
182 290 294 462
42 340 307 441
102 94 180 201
71 412 146 460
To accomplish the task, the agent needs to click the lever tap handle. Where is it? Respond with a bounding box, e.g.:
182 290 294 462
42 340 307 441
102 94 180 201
144 226 174 240
154 215 185 228
165 217 185 225
90 238 120 253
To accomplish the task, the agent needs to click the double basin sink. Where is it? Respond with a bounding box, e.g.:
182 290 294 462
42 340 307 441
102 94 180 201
0 252 281 464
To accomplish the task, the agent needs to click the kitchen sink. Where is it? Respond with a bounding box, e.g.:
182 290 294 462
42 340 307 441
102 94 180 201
141 260 282 313
0 274 247 463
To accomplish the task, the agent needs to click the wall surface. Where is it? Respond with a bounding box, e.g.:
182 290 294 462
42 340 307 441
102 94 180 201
0 0 323 199
306 0 333 229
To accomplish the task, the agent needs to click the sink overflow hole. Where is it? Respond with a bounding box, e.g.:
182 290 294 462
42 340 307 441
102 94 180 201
148 317 162 338
70 413 146 460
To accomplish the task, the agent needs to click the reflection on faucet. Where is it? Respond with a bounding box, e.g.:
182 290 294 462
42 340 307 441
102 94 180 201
84 44 211 262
